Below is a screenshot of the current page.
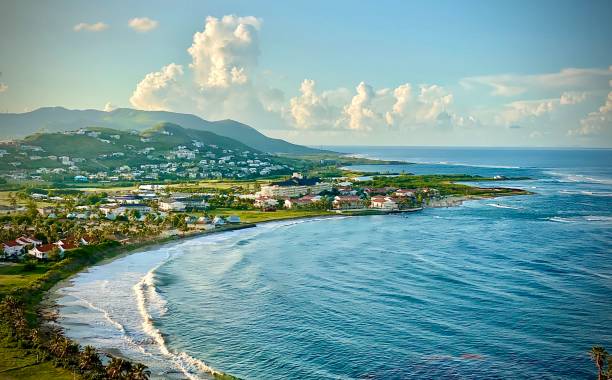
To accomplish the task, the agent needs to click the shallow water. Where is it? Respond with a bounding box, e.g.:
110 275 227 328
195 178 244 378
55 147 612 379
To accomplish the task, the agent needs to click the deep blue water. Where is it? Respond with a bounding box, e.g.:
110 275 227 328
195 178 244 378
55 147 612 379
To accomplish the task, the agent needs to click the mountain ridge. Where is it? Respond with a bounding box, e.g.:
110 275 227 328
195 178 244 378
0 107 326 155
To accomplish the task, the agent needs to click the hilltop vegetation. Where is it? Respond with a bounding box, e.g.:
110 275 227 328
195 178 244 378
0 123 300 182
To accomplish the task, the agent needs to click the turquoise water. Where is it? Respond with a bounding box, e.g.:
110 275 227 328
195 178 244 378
55 148 612 379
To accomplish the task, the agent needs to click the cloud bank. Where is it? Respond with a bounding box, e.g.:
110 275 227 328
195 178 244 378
129 15 612 146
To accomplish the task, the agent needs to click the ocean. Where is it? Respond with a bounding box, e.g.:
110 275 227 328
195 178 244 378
52 147 612 379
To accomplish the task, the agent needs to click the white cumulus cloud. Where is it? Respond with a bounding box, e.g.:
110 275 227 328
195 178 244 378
288 79 344 129
571 90 612 136
342 82 385 131
0 83 7 93
73 22 109 32
103 102 117 112
130 63 186 111
128 17 159 32
187 15 261 88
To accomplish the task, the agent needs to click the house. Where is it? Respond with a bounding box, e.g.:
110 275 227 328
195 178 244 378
254 197 279 210
284 195 321 209
3 240 25 258
28 243 60 260
54 239 79 251
213 216 226 226
112 195 143 204
116 204 151 216
370 196 399 211
188 216 215 231
336 186 357 195
332 196 364 210
226 215 241 224
159 200 186 212
16 236 42 247
395 189 416 198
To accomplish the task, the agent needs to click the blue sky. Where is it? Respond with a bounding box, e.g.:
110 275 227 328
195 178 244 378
1 0 611 146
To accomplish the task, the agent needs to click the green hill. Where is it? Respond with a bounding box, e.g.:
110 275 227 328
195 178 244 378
0 124 305 181
0 107 326 155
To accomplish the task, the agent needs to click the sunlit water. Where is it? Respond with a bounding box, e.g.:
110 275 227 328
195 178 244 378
54 147 612 379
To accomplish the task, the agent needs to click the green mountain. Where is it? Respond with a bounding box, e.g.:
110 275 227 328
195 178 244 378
0 107 325 154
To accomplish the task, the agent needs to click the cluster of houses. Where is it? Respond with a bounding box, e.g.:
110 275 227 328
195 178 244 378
252 173 440 212
0 127 293 182
2 235 98 260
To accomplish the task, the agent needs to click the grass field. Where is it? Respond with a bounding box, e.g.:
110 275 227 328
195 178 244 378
0 262 76 380
0 263 54 296
207 208 334 223
0 345 75 380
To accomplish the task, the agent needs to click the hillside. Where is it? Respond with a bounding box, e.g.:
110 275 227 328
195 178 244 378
0 107 325 154
0 124 299 182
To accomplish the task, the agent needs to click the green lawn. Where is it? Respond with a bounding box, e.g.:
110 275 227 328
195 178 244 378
0 263 52 297
0 345 75 380
207 208 334 223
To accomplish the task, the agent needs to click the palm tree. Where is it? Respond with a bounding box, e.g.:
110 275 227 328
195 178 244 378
590 346 608 380
106 356 132 379
79 345 103 373
129 363 151 380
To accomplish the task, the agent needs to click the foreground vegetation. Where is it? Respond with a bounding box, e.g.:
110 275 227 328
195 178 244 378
0 239 242 380
590 346 612 380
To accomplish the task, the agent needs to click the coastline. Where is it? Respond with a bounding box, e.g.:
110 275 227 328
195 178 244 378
38 192 524 379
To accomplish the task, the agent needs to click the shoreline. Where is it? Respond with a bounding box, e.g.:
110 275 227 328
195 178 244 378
38 192 522 379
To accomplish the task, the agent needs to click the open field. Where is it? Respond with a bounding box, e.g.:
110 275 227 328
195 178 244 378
200 208 334 223
0 263 53 296
0 345 75 380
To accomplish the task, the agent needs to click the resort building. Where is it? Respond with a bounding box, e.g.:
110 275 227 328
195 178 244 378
284 195 321 209
159 200 187 212
332 196 364 210
258 173 332 198
254 197 279 209
370 196 399 211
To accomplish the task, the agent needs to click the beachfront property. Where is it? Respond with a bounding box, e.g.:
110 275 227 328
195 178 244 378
332 195 364 210
254 196 279 210
28 243 60 260
258 173 332 198
284 195 321 209
370 196 399 211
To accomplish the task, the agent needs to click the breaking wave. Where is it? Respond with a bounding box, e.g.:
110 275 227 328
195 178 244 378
134 263 222 379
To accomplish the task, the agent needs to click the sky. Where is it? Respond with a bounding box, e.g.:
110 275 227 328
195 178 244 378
0 0 611 147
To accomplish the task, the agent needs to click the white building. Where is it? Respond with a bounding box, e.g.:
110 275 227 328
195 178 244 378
258 174 332 198
159 200 186 212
